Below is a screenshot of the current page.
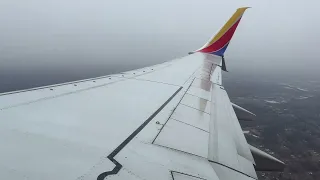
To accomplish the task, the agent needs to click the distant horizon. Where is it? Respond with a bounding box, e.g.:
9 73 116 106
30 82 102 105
1 57 318 94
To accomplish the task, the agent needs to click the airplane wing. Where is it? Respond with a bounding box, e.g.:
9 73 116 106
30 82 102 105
0 7 284 180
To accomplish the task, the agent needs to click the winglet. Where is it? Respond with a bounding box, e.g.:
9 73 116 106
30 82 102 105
196 7 250 56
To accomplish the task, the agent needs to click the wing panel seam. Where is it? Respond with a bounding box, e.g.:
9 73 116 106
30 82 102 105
209 160 257 180
171 118 209 133
179 103 210 115
171 171 208 180
96 87 182 180
151 78 196 144
185 93 212 102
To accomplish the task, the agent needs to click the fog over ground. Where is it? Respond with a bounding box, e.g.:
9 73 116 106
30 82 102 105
0 0 319 92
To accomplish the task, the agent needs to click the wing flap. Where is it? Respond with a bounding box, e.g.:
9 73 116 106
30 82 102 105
171 104 210 132
153 119 209 158
180 94 211 114
209 82 257 179
210 162 256 180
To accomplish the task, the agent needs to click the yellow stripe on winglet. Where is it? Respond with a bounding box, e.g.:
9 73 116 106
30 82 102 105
207 7 250 46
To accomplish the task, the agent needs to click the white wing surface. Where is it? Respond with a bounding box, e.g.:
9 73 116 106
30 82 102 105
0 7 284 180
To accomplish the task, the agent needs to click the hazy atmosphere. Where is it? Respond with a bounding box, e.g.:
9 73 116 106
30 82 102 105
1 1 320 180
1 0 320 92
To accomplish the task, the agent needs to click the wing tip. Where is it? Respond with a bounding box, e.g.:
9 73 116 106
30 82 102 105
195 7 250 56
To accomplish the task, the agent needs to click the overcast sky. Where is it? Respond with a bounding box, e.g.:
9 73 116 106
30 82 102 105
0 0 319 85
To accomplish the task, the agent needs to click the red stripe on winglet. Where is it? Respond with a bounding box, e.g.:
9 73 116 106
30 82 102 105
198 18 241 53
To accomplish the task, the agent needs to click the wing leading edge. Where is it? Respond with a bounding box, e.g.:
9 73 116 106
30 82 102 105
0 7 284 180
